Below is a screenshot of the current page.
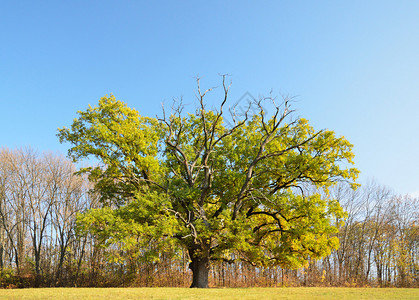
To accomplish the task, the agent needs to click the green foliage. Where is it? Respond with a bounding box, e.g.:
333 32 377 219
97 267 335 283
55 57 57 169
58 86 359 272
0 269 15 288
58 95 162 204
0 268 33 288
76 192 178 263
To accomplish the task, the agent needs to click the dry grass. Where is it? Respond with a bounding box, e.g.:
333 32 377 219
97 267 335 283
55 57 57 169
0 287 417 300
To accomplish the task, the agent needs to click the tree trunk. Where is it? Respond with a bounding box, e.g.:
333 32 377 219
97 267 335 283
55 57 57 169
0 243 3 270
188 247 210 288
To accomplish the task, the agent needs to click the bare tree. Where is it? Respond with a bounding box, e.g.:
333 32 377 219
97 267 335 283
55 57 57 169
0 147 89 286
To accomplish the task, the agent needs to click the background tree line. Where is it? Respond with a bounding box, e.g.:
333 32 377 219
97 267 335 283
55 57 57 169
0 147 417 288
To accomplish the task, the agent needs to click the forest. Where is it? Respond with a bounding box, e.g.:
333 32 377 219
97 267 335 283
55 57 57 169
0 94 417 288
0 148 417 288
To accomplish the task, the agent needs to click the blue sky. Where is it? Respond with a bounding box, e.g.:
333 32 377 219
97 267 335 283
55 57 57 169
1 1 419 196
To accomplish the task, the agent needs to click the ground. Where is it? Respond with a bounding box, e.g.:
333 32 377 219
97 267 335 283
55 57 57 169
0 287 417 300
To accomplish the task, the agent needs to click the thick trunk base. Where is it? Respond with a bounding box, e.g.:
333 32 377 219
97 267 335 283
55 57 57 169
188 248 210 288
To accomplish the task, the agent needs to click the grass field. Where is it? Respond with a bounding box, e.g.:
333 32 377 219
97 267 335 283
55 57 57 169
0 287 418 300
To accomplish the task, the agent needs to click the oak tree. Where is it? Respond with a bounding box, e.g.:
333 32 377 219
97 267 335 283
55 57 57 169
58 78 358 288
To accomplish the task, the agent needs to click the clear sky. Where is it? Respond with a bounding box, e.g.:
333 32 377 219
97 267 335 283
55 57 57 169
1 1 419 197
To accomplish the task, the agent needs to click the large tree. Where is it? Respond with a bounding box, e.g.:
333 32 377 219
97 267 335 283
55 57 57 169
58 78 358 288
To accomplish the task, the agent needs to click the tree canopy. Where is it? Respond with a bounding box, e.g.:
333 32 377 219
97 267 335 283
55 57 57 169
58 78 359 288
